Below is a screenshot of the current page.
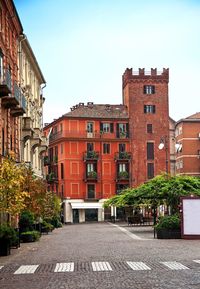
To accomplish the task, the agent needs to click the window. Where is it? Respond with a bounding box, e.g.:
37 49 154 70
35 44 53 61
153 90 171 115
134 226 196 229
87 184 95 199
119 143 126 152
87 143 94 152
144 105 156 114
103 143 110 154
87 122 93 133
61 163 64 179
87 163 96 173
144 85 155 94
147 124 153 133
0 50 3 82
116 123 129 138
61 144 63 154
100 123 113 133
119 163 126 172
147 142 154 160
147 163 154 179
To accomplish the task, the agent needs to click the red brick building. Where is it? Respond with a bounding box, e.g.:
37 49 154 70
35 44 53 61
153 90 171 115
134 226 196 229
44 68 171 223
0 0 24 160
175 112 200 176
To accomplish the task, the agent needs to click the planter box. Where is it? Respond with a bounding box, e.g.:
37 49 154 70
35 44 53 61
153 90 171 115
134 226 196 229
157 229 181 239
0 239 11 256
20 234 35 243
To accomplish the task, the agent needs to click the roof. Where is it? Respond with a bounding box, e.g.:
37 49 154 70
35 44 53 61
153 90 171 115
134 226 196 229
186 112 200 120
63 103 129 119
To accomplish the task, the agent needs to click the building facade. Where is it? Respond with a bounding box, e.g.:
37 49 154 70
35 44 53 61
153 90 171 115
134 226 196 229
175 112 200 177
0 0 47 177
44 68 174 223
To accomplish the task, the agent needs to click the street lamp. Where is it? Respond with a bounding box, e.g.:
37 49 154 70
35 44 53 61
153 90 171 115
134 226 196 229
158 136 169 174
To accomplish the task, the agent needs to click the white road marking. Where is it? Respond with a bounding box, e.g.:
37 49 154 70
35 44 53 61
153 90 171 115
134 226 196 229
0 266 4 270
91 262 112 271
110 223 149 240
161 261 189 270
14 265 39 274
127 261 151 270
193 260 200 264
54 262 74 272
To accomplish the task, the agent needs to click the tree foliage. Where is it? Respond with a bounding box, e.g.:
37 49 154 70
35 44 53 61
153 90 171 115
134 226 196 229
104 174 200 214
0 158 28 219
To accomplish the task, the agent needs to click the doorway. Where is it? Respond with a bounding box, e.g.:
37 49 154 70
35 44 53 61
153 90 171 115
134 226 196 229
73 209 79 223
85 209 98 221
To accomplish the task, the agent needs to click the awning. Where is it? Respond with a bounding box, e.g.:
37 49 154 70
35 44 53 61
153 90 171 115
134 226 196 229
70 202 103 209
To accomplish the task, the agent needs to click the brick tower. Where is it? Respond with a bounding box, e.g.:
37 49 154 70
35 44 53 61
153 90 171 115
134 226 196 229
122 68 169 187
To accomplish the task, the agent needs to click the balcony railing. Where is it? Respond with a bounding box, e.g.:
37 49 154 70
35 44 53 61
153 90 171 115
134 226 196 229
116 171 129 181
46 172 58 183
83 151 99 161
85 171 98 181
0 69 12 97
49 130 129 143
84 191 102 201
115 151 131 161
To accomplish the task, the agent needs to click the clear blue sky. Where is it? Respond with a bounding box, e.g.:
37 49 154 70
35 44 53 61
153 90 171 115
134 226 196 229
14 0 200 124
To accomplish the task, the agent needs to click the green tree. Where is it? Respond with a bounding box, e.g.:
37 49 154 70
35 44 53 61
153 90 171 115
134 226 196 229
0 158 28 224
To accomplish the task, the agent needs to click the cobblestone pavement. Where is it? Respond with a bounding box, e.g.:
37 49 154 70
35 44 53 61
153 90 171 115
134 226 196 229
0 222 200 289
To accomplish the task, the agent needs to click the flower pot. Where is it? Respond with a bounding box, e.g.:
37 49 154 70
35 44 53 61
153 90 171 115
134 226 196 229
157 228 181 239
0 239 11 256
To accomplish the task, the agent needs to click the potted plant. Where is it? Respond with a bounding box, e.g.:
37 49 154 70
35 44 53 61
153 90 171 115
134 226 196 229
88 171 97 178
118 171 129 179
155 214 181 239
20 230 40 242
0 224 17 256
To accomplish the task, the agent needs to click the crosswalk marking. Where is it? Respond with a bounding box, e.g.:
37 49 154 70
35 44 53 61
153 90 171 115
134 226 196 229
91 262 112 271
54 262 74 272
14 265 39 274
127 261 151 270
193 260 200 264
161 261 189 270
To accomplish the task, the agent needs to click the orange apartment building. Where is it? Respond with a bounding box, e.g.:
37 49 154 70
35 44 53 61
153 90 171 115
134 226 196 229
44 68 171 223
175 112 200 176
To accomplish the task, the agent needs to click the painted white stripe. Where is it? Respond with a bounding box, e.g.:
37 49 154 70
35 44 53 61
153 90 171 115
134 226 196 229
0 266 4 270
127 261 151 270
14 265 39 274
110 223 146 240
54 262 74 272
193 260 200 264
161 262 189 270
91 262 112 271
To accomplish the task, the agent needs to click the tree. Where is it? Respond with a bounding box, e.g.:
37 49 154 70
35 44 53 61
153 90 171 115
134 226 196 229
0 158 28 223
104 174 200 214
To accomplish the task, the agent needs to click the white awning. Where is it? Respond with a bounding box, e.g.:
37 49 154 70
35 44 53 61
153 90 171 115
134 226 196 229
70 202 103 209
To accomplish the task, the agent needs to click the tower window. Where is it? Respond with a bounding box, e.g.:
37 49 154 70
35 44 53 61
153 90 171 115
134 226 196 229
103 143 110 154
147 124 153 133
144 85 155 94
147 163 154 179
144 105 156 114
147 142 154 160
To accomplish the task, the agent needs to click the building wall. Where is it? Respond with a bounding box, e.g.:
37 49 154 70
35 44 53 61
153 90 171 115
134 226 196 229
0 0 23 161
122 68 169 186
175 118 200 176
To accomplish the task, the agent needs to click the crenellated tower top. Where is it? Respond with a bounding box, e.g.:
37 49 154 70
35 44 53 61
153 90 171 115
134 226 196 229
122 68 169 88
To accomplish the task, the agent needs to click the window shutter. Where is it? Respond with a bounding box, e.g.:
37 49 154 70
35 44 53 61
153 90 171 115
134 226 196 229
126 123 129 137
100 122 103 132
116 123 119 138
153 105 156 113
110 123 114 133
147 143 154 160
152 86 155 94
143 85 146 94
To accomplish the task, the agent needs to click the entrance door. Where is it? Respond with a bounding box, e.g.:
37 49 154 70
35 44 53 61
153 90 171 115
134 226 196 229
85 209 98 221
73 209 79 223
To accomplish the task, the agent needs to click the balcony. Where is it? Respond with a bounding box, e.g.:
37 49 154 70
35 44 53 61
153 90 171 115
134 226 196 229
84 171 98 182
0 69 12 97
115 151 131 161
10 92 26 117
116 171 129 182
83 151 99 161
46 172 58 183
1 81 20 108
84 191 102 201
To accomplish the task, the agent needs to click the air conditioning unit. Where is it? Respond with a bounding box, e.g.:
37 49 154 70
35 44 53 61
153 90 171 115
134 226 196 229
87 132 93 138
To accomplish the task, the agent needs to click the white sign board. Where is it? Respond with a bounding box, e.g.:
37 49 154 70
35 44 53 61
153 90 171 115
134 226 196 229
182 198 200 238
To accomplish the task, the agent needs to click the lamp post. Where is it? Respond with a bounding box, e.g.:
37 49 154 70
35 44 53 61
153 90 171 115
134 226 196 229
158 136 169 174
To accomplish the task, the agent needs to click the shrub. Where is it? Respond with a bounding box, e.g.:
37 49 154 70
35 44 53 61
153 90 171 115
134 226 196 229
0 224 17 243
41 221 54 233
155 214 181 230
19 211 35 232
20 230 40 242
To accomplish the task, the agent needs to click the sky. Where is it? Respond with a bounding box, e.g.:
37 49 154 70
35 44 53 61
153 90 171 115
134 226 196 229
14 0 200 125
